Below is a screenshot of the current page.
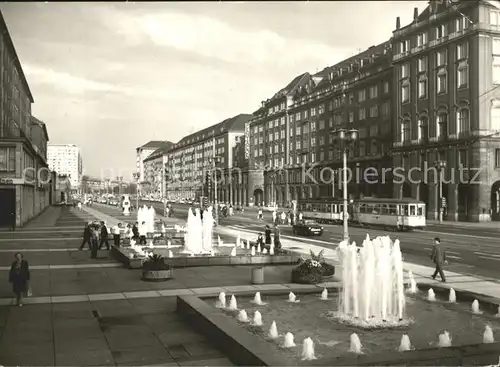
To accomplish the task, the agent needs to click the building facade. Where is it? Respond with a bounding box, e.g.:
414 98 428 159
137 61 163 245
391 0 500 221
246 43 393 207
135 141 170 184
142 142 173 199
47 144 83 192
0 11 53 228
166 114 252 201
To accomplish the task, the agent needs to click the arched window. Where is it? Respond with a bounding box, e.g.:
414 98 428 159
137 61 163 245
491 100 500 132
400 119 411 142
418 116 428 142
456 108 470 135
437 112 448 138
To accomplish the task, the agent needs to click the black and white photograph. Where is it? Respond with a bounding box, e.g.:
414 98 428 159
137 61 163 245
1 0 500 366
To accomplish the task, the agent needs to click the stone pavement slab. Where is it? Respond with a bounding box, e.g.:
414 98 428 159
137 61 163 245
0 297 234 366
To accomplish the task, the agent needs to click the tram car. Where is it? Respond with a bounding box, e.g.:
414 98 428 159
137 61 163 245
297 197 426 230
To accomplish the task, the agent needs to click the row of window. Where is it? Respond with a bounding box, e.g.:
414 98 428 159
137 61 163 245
397 16 470 54
399 109 471 142
401 62 468 103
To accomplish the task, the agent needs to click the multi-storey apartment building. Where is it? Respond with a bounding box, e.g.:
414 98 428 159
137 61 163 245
0 11 52 227
142 142 173 199
392 0 500 221
166 114 252 201
247 43 393 207
136 141 169 183
47 144 83 191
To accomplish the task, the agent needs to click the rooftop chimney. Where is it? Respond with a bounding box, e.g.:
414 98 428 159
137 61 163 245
396 16 401 29
413 7 419 21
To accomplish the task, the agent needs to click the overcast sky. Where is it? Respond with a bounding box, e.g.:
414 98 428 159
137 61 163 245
1 1 427 178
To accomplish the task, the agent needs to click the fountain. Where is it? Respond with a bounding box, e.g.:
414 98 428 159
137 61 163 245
407 271 418 294
438 331 451 347
428 288 436 302
349 333 362 354
236 235 241 248
335 236 407 327
202 206 214 252
288 292 299 303
301 337 317 360
398 334 411 352
167 250 173 258
251 292 265 305
270 244 275 255
183 208 204 254
268 321 279 339
283 332 296 348
217 292 226 308
237 309 249 322
320 288 328 300
484 325 495 343
472 299 481 314
122 194 131 216
230 247 236 256
251 246 256 256
228 295 238 310
449 288 456 303
148 206 156 233
252 310 263 326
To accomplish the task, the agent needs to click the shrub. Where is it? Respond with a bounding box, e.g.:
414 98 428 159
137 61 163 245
142 254 171 271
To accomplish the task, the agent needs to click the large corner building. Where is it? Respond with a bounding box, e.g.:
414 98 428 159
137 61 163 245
0 11 53 227
392 0 500 221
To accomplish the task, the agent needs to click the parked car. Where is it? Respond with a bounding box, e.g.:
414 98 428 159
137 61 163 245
292 220 324 236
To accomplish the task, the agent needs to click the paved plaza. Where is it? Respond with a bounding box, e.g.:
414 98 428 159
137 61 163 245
0 206 293 366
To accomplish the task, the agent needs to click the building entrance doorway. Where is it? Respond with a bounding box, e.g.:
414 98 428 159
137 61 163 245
0 189 16 228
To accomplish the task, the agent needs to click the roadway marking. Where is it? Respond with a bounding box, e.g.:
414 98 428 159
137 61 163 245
0 237 80 242
474 252 500 258
0 248 79 252
478 256 500 261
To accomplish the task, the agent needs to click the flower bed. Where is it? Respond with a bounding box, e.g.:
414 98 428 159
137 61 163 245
291 250 335 284
141 254 174 281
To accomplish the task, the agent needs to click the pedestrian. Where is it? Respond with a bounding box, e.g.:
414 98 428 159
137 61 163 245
258 208 263 221
281 211 286 225
139 221 147 245
112 223 122 247
79 221 92 250
430 237 447 282
273 225 282 250
264 225 272 245
132 221 139 240
8 252 30 306
89 225 99 259
99 221 110 250
10 211 16 231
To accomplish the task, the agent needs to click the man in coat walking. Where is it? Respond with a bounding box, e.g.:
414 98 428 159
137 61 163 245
430 237 447 282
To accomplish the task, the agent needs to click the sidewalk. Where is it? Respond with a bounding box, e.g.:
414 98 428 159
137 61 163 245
426 219 500 229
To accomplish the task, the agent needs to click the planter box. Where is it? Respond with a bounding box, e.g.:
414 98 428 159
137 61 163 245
142 269 174 282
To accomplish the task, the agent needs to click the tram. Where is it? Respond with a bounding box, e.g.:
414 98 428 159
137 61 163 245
297 197 426 230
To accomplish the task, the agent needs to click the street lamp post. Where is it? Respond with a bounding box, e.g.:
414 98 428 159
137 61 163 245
435 160 447 223
132 173 140 210
334 128 359 242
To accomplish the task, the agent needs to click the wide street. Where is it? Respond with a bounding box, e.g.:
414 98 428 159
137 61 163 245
140 200 500 282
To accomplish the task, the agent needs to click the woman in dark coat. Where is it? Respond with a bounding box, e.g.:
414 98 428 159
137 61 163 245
9 252 30 306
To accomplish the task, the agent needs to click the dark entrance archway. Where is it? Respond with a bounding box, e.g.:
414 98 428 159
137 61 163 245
458 184 470 221
253 188 263 207
419 183 429 215
0 189 16 228
490 181 500 221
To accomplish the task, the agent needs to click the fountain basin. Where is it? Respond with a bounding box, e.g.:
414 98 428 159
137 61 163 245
111 243 301 269
176 287 500 366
